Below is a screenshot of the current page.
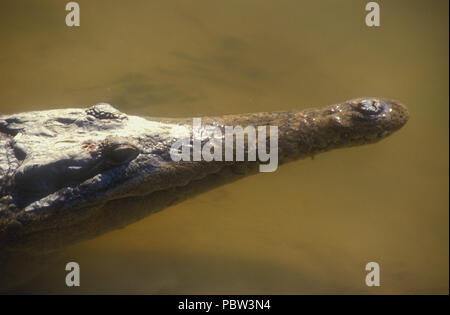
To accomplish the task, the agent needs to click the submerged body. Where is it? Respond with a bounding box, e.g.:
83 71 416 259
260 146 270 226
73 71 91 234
0 98 409 253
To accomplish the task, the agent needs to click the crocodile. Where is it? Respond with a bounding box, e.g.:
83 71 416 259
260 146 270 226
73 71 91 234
0 98 409 254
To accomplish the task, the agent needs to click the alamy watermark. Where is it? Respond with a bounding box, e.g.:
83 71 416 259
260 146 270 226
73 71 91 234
65 262 80 287
65 2 80 27
365 2 380 27
169 118 279 172
365 262 381 287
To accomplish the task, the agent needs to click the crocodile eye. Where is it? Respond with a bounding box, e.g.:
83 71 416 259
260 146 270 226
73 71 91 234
100 136 141 165
105 145 140 164
357 99 385 115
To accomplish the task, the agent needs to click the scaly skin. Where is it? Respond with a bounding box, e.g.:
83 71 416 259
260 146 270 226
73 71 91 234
0 98 409 253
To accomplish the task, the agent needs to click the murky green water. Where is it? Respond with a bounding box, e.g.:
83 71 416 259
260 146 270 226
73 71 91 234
0 0 448 293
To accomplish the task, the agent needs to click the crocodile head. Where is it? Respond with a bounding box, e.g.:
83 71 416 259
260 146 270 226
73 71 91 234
0 103 202 251
0 99 409 253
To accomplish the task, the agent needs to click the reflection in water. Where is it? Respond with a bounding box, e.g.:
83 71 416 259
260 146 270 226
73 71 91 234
0 0 448 293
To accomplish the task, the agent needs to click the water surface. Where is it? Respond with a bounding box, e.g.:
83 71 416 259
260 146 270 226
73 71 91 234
0 0 448 293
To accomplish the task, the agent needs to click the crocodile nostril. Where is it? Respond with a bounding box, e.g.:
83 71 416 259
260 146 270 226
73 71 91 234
357 99 385 115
